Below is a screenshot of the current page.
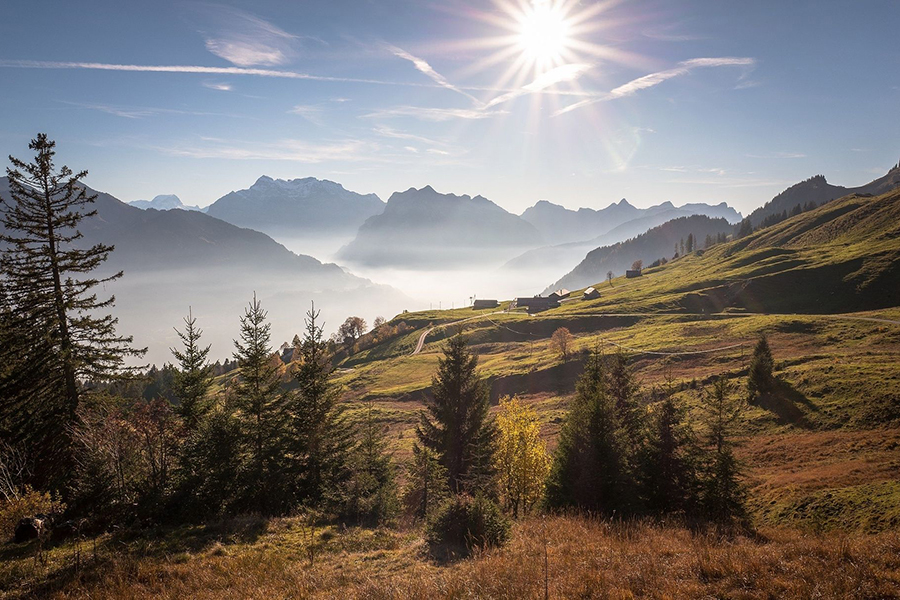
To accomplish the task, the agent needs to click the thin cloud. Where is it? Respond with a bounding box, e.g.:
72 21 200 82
363 106 507 121
288 105 324 125
552 57 756 116
201 6 297 67
57 100 246 119
202 81 232 91
373 125 447 147
159 138 379 163
484 63 592 108
387 45 481 105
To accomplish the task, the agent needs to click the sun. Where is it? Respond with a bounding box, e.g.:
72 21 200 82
517 3 570 65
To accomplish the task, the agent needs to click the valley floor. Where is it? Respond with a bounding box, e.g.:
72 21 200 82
3 515 900 599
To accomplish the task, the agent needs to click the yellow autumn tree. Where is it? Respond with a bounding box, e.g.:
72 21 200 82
494 396 551 517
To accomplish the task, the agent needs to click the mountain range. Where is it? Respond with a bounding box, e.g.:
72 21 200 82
520 198 741 245
337 185 543 268
205 176 385 241
0 177 408 365
129 194 205 212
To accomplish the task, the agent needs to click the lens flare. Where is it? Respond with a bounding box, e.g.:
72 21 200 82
518 3 570 64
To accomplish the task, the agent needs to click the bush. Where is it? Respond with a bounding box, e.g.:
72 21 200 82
426 494 510 555
0 487 65 542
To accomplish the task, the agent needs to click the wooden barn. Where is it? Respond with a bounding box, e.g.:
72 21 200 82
626 269 643 278
583 287 601 300
548 289 570 301
513 296 560 312
473 299 499 310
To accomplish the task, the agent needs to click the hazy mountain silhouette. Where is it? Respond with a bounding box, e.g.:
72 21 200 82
520 198 740 245
545 214 733 294
0 177 409 364
129 194 204 212
337 185 544 268
206 175 384 239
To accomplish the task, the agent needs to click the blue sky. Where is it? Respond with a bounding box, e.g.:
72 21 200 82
1 0 898 215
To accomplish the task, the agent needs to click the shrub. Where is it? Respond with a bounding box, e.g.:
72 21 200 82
0 487 65 542
427 494 510 555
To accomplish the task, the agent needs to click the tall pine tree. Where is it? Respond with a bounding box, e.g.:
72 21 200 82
287 303 351 510
232 293 286 512
0 134 143 485
170 308 213 430
416 333 496 496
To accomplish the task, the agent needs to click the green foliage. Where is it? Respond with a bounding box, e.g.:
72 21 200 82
417 333 496 496
747 334 775 400
338 403 398 526
640 396 701 515
170 309 213 429
0 133 144 487
286 304 352 511
232 294 288 512
426 494 510 555
403 445 449 520
699 377 747 524
545 351 638 514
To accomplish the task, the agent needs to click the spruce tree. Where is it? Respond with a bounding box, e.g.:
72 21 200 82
416 333 495 496
340 402 398 525
545 351 629 513
170 308 212 430
0 133 143 484
641 396 700 515
287 303 351 509
232 293 286 512
747 334 775 400
699 377 746 523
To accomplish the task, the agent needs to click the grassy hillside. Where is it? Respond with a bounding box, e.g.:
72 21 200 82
327 188 900 533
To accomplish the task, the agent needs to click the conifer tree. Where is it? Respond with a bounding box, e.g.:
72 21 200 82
232 293 286 512
403 445 449 520
170 308 212 430
0 133 143 483
340 402 398 524
641 396 700 515
416 333 496 496
287 303 352 509
545 351 629 513
699 377 747 523
747 334 775 400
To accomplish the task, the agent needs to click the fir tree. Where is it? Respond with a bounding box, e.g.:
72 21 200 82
170 308 212 430
232 293 287 512
403 444 449 520
641 396 700 515
747 334 775 401
287 303 352 510
699 377 746 523
545 351 629 513
0 133 143 484
416 333 496 496
340 402 398 525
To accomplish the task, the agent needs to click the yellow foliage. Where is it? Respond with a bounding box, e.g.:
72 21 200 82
0 486 65 541
494 396 551 517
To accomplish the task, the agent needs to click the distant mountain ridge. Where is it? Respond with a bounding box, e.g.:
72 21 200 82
545 214 734 294
337 185 544 268
745 161 900 227
520 198 741 245
206 175 384 239
0 177 408 365
129 194 205 212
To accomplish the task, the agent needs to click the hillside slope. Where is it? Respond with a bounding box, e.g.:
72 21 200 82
545 215 733 294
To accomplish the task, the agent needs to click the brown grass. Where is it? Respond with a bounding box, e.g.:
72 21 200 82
4 516 900 599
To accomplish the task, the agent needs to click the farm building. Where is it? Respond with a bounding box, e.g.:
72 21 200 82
583 287 601 300
473 299 499 310
513 296 560 312
548 289 570 301
625 269 643 278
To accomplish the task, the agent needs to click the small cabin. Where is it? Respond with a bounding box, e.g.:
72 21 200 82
513 296 560 312
625 269 642 279
583 287 601 300
548 289 570 301
473 299 499 310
